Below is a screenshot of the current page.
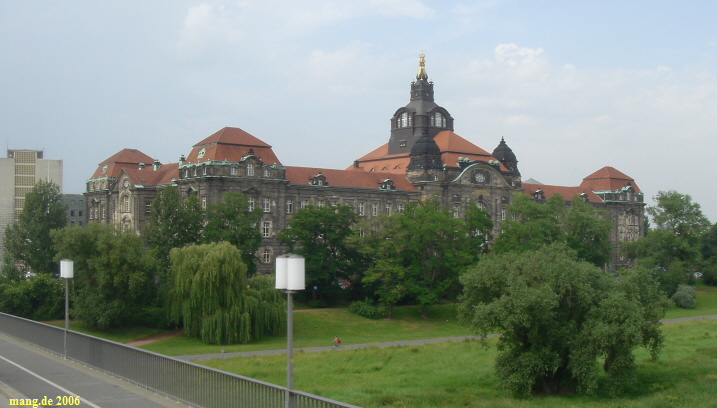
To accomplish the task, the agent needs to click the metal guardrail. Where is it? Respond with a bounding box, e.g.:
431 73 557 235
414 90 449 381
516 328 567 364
0 313 360 408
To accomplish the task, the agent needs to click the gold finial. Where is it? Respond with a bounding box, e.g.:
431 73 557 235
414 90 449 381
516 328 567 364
417 51 428 80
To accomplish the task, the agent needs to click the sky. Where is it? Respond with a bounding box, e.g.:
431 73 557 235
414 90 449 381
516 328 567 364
1 1 716 222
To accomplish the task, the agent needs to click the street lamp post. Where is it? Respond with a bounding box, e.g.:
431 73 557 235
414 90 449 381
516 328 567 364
275 254 305 408
60 259 73 359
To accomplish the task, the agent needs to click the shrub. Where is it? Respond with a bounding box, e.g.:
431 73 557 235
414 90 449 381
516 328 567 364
0 274 63 321
348 298 382 319
671 284 696 309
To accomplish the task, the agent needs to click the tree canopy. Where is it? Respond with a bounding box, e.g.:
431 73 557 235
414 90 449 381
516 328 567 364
621 190 711 294
143 186 203 279
493 193 612 267
52 223 155 329
167 242 285 344
357 198 485 315
278 204 359 304
459 244 667 397
3 180 67 276
203 192 262 275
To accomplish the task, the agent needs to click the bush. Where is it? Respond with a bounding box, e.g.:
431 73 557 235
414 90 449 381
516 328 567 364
307 300 330 309
348 299 382 319
671 284 696 309
0 274 64 321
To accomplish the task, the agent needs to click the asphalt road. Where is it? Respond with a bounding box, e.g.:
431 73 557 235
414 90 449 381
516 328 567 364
0 334 189 408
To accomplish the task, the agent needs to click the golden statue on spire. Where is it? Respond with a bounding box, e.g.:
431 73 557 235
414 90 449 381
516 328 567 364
416 51 428 80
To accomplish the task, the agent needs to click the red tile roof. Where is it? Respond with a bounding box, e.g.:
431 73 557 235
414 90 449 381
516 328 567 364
350 131 506 173
122 163 179 187
184 127 282 165
285 166 417 192
522 166 640 202
580 166 641 192
90 148 155 179
522 183 601 202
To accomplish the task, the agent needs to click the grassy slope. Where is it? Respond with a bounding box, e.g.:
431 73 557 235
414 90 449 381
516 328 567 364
200 319 717 408
43 320 165 343
143 288 717 356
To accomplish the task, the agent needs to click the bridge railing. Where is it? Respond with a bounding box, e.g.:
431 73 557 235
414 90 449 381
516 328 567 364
0 312 359 408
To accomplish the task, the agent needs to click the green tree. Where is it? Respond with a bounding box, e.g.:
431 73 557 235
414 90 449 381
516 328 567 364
0 274 63 320
700 223 717 286
493 193 612 267
492 193 565 254
564 196 613 267
52 223 155 329
622 191 710 294
143 186 203 286
167 242 285 344
278 205 359 304
459 244 667 397
357 198 480 315
3 180 67 276
203 192 262 275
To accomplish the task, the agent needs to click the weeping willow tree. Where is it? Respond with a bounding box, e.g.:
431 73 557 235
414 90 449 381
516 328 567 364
168 242 285 344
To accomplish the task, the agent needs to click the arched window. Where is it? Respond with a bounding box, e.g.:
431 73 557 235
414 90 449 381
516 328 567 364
398 112 411 128
431 112 446 127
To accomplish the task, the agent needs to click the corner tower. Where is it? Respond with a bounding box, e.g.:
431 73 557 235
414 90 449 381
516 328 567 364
388 53 454 155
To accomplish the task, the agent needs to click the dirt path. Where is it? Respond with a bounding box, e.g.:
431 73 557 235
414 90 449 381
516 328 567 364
126 329 184 347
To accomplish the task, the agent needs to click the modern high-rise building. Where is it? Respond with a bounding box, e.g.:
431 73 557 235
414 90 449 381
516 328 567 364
0 149 63 264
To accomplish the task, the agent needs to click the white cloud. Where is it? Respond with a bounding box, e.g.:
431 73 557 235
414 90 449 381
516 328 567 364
176 3 242 57
368 0 434 18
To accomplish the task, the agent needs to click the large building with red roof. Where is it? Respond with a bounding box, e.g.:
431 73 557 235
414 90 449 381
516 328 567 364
84 54 644 271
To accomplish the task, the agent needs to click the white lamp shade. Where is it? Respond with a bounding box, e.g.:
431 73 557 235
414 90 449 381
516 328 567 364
286 255 305 291
60 259 74 278
275 255 289 289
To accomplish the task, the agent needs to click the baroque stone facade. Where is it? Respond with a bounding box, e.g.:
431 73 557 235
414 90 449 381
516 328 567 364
84 54 644 272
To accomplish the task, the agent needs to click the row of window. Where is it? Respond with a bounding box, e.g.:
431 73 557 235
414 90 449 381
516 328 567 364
183 163 272 178
396 111 447 128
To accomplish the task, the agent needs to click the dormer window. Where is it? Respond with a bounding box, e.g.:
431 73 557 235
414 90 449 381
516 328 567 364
198 148 206 159
397 111 412 128
379 178 395 191
263 168 270 177
310 173 328 186
399 140 406 148
533 189 545 200
431 112 446 127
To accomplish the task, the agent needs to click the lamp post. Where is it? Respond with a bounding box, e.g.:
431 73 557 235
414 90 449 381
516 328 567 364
60 259 73 359
275 254 305 408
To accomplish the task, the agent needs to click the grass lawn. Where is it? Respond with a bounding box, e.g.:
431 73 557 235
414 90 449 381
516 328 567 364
141 303 472 356
199 319 717 407
44 320 166 344
142 287 717 356
663 286 717 319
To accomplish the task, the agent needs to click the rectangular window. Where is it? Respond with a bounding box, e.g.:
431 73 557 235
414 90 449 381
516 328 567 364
247 163 254 176
248 197 255 212
397 203 404 213
263 169 270 177
453 205 459 218
145 203 151 214
371 203 378 217
384 203 391 215
70 210 75 216
202 196 207 209
300 200 308 209
102 207 106 219
79 210 83 217
262 221 271 238
286 199 294 214
263 198 271 212
202 166 207 175
124 197 130 212
230 167 237 175
330 200 337 207
358 202 365 216
317 200 324 208
501 207 506 221
263 249 271 264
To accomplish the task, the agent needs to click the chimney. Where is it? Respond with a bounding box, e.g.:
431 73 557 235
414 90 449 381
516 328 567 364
153 159 161 171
